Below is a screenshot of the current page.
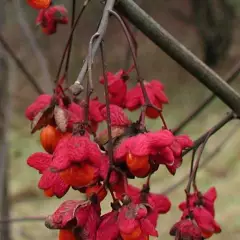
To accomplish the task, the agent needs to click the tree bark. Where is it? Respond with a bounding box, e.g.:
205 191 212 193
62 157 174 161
0 3 11 240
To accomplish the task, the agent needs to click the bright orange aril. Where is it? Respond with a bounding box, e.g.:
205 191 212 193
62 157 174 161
60 163 96 187
145 101 162 119
27 0 51 9
126 153 150 177
120 226 143 240
85 184 107 202
40 125 63 154
202 231 213 239
58 229 76 240
44 188 54 197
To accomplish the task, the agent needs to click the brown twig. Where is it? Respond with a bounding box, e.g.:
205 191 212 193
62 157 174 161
110 10 168 128
183 111 235 156
64 0 76 82
0 34 43 95
185 131 212 194
70 0 116 94
100 42 114 181
0 217 45 224
173 61 240 134
13 0 51 86
55 0 92 83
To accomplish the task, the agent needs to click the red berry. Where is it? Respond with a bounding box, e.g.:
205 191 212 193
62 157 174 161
60 163 96 187
86 184 107 202
126 153 150 178
27 0 51 9
58 229 75 240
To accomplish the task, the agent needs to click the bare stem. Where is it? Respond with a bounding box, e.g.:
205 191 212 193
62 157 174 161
64 0 76 81
71 0 116 93
0 34 43 94
110 10 168 128
55 0 92 83
162 114 237 195
185 131 212 194
173 61 240 134
183 112 235 156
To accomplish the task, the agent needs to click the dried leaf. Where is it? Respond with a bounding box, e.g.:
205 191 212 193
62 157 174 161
54 106 68 132
45 200 82 229
31 105 54 133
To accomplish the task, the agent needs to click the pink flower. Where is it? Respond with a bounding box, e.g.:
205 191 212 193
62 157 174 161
45 200 100 240
170 218 202 240
179 187 217 216
27 152 70 198
126 184 171 214
36 5 68 35
125 80 168 119
153 134 193 175
101 104 131 127
97 202 158 240
25 94 84 133
50 135 102 171
99 70 128 107
25 94 52 121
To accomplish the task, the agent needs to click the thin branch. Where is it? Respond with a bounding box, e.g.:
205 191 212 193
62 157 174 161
183 111 235 156
100 42 114 180
0 34 43 94
115 0 240 115
55 0 92 83
64 0 76 81
185 131 212 194
173 61 240 134
0 52 11 240
0 217 45 224
13 0 52 87
110 10 168 129
162 123 239 195
123 0 143 69
70 0 116 95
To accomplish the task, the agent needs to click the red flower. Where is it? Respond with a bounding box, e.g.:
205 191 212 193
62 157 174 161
25 94 52 121
45 200 100 240
97 203 158 240
99 70 128 107
49 135 104 188
101 104 131 127
25 94 84 133
114 129 174 177
118 203 158 239
170 218 202 240
155 134 193 175
192 208 221 237
27 152 70 198
125 80 168 119
179 187 217 216
96 211 120 240
173 187 221 239
50 135 102 171
88 97 104 132
36 5 68 35
125 184 171 215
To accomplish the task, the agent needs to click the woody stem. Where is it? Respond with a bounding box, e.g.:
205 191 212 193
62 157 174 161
55 0 91 83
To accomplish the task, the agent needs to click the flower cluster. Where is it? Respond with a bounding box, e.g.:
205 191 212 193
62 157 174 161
24 3 221 239
23 67 200 240
27 0 68 35
99 69 169 119
170 187 221 239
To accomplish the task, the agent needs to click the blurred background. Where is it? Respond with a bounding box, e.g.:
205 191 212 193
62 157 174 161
1 0 240 239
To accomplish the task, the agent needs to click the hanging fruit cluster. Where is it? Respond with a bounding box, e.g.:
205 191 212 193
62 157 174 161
24 1 222 240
